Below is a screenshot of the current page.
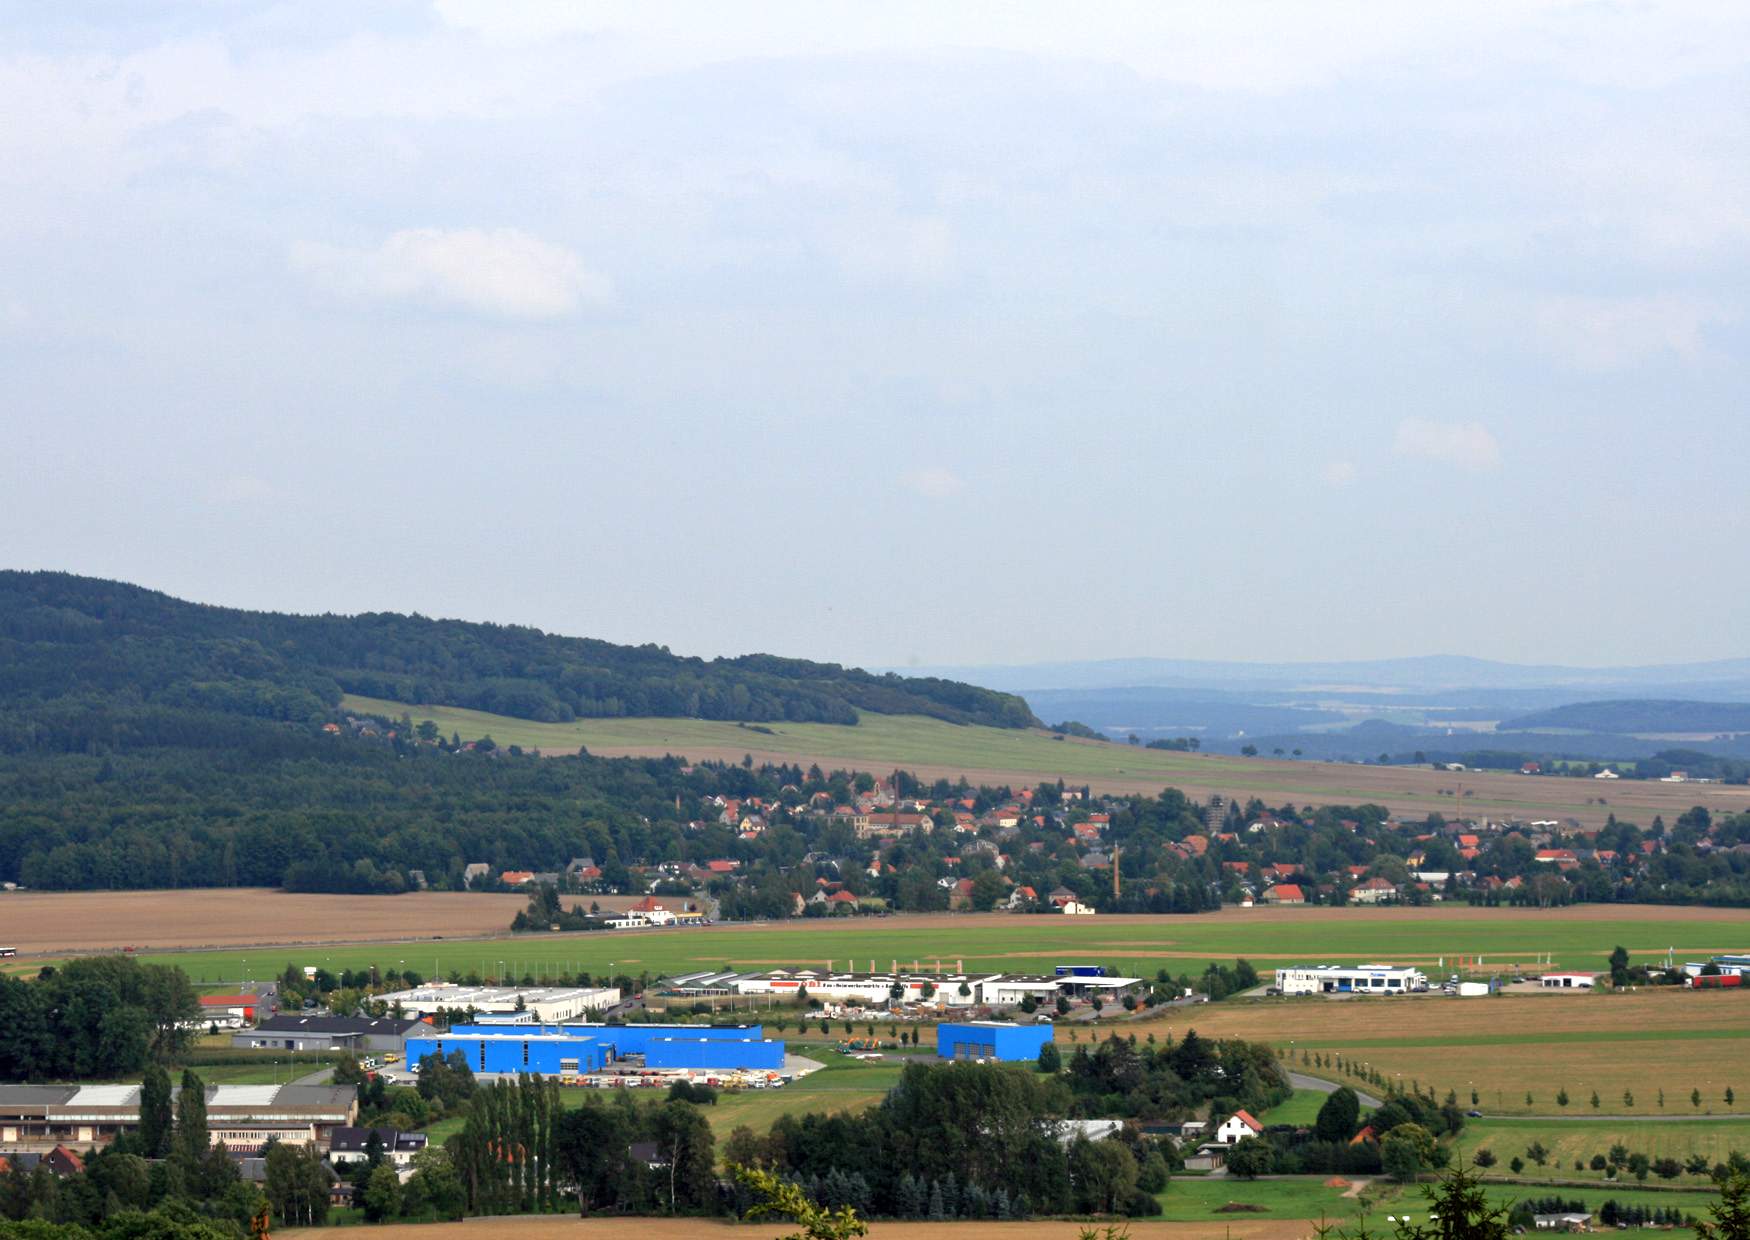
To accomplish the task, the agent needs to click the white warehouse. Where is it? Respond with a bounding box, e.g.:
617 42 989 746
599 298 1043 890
374 984 620 1022
1275 964 1429 995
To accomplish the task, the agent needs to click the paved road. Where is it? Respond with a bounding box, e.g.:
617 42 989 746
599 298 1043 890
1289 1070 1383 1109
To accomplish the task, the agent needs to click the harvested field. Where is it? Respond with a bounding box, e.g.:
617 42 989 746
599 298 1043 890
341 695 1750 831
1134 988 1750 1116
0 889 527 956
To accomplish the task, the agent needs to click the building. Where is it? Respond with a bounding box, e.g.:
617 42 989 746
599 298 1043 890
935 1021 1053 1063
233 1015 423 1055
1538 972 1597 989
192 994 259 1030
374 984 620 1023
404 1022 785 1078
328 1126 429 1167
1348 877 1398 905
1274 965 1429 995
1260 883 1306 905
702 968 1142 1010
1213 1111 1263 1144
0 1084 357 1154
1681 954 1750 980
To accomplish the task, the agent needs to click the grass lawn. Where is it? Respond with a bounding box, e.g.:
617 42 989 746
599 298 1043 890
1156 1175 1373 1223
1260 1088 1333 1127
1457 1116 1750 1186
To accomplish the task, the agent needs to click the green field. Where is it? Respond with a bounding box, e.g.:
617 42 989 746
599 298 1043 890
1259 1088 1334 1127
341 693 1212 780
1457 1116 1750 1186
146 904 1750 987
1155 1175 1721 1228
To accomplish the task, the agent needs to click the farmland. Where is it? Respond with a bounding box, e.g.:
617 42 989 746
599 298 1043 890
341 693 1750 830
115 902 1750 987
1455 1116 1750 1185
1137 986 1750 1117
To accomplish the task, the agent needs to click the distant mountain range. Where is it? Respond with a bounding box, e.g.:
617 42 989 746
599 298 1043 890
901 654 1750 696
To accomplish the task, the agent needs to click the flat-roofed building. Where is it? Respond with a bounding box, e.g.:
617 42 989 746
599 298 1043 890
374 984 620 1023
233 1014 422 1054
1274 964 1429 996
0 1083 356 1154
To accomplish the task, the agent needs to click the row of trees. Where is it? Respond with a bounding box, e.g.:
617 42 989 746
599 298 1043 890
0 957 199 1080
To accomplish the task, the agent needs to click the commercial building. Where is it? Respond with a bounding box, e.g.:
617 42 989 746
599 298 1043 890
669 968 1142 1010
374 984 620 1023
1274 965 1429 996
936 1021 1053 1062
404 1022 784 1078
1681 954 1750 980
0 1084 357 1154
232 1014 423 1055
1538 972 1597 989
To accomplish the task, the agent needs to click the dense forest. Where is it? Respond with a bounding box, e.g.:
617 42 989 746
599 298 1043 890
0 571 1036 728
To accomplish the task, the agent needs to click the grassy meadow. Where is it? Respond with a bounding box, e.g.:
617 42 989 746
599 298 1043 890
145 903 1750 988
339 694 1750 827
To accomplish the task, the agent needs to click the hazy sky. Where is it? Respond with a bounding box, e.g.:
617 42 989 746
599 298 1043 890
4 2 1747 669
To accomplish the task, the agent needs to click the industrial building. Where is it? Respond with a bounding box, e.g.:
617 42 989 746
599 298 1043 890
373 983 621 1022
232 1014 424 1054
1274 964 1429 995
936 1021 1054 1062
404 1022 784 1078
0 1083 357 1154
665 967 1141 1009
1682 954 1750 980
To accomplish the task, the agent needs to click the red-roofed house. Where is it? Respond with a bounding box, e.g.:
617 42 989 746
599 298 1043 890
1261 883 1305 905
1215 1111 1263 1144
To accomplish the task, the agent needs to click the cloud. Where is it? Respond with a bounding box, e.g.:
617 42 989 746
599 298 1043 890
1321 461 1358 487
901 466 965 498
1393 419 1501 472
290 228 612 320
1533 294 1731 372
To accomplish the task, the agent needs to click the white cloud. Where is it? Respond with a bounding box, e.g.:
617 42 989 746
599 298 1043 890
1393 419 1501 472
901 466 965 498
290 228 613 320
1321 460 1358 487
1534 294 1731 372
825 214 952 286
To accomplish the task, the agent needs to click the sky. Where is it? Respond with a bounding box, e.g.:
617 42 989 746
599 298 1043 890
3 2 1747 670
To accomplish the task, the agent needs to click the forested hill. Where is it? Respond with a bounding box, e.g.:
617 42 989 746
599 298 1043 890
1501 699 1750 735
0 572 1037 729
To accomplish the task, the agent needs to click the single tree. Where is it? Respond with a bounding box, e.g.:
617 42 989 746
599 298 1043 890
734 1164 868 1240
140 1065 173 1158
174 1069 209 1165
363 1162 402 1222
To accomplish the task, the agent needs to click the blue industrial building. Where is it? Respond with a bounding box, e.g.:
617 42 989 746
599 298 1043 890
937 1021 1053 1063
405 1023 782 1078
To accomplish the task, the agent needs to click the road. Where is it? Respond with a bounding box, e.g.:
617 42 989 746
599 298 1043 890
1288 1070 1383 1110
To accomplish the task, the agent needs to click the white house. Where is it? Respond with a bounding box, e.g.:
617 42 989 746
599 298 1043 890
1214 1110 1263 1145
1060 901 1097 916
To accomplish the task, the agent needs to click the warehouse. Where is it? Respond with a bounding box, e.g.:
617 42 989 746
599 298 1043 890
0 1083 356 1154
936 1021 1054 1063
1274 965 1429 995
1681 954 1750 980
374 984 621 1022
404 1022 783 1078
691 968 1142 1010
233 1014 423 1054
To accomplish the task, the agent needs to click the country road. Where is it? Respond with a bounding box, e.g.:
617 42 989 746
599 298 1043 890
1288 1071 1383 1109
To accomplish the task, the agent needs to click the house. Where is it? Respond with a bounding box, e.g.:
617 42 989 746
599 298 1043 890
1594 769 1620 780
1349 877 1398 905
629 1141 670 1170
1532 1213 1592 1231
1046 885 1078 908
1060 901 1096 916
500 870 535 886
462 863 491 887
42 1146 84 1177
328 1126 429 1167
1214 1111 1263 1145
1260 883 1305 905
1006 885 1037 910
